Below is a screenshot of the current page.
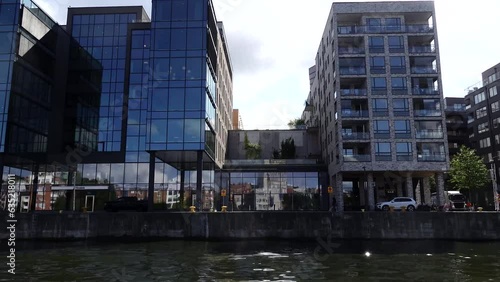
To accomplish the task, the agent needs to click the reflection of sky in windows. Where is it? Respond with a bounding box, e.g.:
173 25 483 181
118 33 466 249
71 13 137 152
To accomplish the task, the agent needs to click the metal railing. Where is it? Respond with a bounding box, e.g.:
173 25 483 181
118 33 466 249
337 24 433 34
340 89 367 96
417 154 446 162
416 130 444 139
339 67 366 75
409 45 435 53
341 110 369 118
342 132 370 140
338 47 365 55
414 109 442 117
411 67 438 74
344 155 371 162
412 88 439 95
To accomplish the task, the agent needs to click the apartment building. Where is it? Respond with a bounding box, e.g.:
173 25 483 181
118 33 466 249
465 62 500 185
304 1 449 211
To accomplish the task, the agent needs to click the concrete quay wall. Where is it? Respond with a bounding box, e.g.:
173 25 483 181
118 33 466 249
1 212 499 241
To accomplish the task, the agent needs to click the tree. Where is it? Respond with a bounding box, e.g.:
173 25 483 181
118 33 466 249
243 133 261 159
449 146 490 203
287 118 305 129
280 137 296 159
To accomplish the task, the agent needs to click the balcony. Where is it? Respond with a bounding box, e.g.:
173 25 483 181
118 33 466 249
406 24 433 33
417 154 446 162
411 66 438 74
344 154 371 162
341 110 369 118
371 87 387 96
409 45 435 53
394 110 410 117
412 87 439 95
395 131 412 139
397 154 413 161
338 26 364 35
373 109 389 117
374 131 390 139
342 132 370 140
414 109 441 117
338 46 365 55
390 66 406 74
375 155 392 161
339 67 366 75
340 88 367 96
392 87 408 95
416 130 444 139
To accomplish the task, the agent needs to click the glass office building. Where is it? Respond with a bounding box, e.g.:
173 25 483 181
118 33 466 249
0 0 328 212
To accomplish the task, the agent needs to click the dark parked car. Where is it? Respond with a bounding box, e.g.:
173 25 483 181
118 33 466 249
104 197 147 212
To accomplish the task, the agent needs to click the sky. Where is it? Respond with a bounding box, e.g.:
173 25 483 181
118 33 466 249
37 0 500 130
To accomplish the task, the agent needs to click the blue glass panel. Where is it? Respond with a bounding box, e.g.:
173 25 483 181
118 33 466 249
154 0 172 21
186 58 203 80
171 29 187 50
186 28 203 50
150 119 167 143
168 88 184 111
185 88 202 110
171 0 188 21
167 119 184 142
184 119 202 142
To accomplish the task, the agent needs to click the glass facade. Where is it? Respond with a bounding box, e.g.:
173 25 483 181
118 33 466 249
0 0 20 152
71 12 138 152
147 0 212 153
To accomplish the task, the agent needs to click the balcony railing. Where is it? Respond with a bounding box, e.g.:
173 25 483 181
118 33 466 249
416 130 444 139
341 110 369 118
342 132 370 140
374 131 390 139
344 154 371 162
411 66 438 74
337 24 433 34
445 106 465 112
371 87 387 95
406 24 434 33
375 155 392 161
373 110 389 117
395 132 412 139
409 46 435 53
390 66 406 74
397 154 413 161
414 109 441 117
338 47 365 55
394 110 410 117
417 154 446 162
340 89 367 96
339 67 366 75
392 88 408 95
412 88 439 95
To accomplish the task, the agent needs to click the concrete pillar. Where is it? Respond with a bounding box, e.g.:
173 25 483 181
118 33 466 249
196 151 203 210
436 172 445 206
414 180 421 205
397 178 403 197
334 173 343 213
148 152 156 212
180 168 185 208
406 172 414 199
367 173 375 211
423 177 431 205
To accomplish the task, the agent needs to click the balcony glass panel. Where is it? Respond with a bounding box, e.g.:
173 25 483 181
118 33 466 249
375 155 392 161
406 24 433 33
397 154 413 161
339 47 365 55
340 89 367 96
341 110 369 118
417 154 446 162
409 45 435 53
411 66 437 74
414 109 441 117
340 67 366 75
374 131 390 139
342 132 370 140
412 88 439 95
338 26 364 34
416 130 444 139
344 155 371 162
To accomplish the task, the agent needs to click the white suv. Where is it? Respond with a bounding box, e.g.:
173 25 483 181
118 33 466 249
376 197 417 211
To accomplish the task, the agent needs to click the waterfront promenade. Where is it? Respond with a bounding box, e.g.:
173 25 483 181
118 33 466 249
1 211 499 241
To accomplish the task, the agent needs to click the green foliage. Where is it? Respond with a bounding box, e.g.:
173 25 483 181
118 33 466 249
449 146 490 191
288 118 305 129
280 137 296 159
244 133 261 159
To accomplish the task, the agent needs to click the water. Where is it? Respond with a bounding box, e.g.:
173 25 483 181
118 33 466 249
4 240 500 281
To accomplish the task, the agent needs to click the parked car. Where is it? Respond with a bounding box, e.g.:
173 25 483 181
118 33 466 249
104 197 147 212
376 197 417 211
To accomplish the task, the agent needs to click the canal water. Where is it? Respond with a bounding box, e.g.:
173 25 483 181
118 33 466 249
4 240 500 281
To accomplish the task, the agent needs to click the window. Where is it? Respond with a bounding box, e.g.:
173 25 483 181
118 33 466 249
374 120 390 138
375 142 391 161
479 137 491 148
390 56 406 74
371 77 387 95
368 36 384 53
493 117 500 128
478 122 489 134
370 56 385 74
388 36 404 52
488 73 497 84
391 77 407 94
490 86 498 97
395 120 411 138
476 106 487 119
373 99 388 116
474 92 486 104
393 99 410 116
495 134 500 145
492 101 499 113
367 18 382 32
396 142 412 161
386 18 402 31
